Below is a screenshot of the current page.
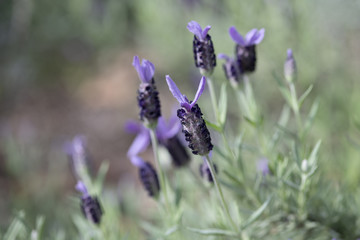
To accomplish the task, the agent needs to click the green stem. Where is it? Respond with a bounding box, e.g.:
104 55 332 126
205 155 238 231
207 77 219 122
149 129 171 212
289 82 302 133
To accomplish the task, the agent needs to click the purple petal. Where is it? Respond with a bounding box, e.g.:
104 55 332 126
287 48 293 58
130 156 145 168
142 59 155 82
187 21 203 40
245 29 258 45
156 117 167 142
218 53 230 61
76 181 89 197
166 75 187 105
125 121 142 134
190 76 206 108
201 25 211 40
229 26 245 46
127 129 150 158
162 120 181 140
250 28 265 45
132 56 146 83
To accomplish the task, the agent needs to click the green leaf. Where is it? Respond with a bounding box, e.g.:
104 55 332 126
242 197 271 229
4 211 27 240
303 99 319 136
308 140 322 166
185 227 238 237
204 118 222 132
298 84 313 107
218 83 228 127
244 116 257 127
94 161 109 194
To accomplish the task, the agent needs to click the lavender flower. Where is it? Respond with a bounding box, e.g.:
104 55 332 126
199 160 218 183
126 115 190 167
284 49 297 83
229 27 265 73
76 181 103 224
126 128 160 197
218 53 240 86
187 21 216 75
65 135 92 180
133 56 161 128
256 158 270 176
166 75 213 156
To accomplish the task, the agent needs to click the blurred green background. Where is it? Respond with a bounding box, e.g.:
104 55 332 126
1 0 360 236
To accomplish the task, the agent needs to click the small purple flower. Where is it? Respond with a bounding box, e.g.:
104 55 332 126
218 53 241 86
132 56 161 128
138 160 160 197
166 75 213 156
284 49 297 83
256 158 270 176
65 135 92 180
126 115 190 167
229 27 265 73
76 181 103 224
187 21 216 75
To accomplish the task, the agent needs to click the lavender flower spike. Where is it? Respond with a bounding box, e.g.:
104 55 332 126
132 56 161 128
229 26 265 73
76 181 103 224
284 48 297 83
166 75 213 156
187 21 216 75
218 53 240 87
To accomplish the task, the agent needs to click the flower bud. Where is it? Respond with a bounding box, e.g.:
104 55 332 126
80 196 103 224
139 162 160 197
199 161 218 182
137 79 161 128
284 49 297 83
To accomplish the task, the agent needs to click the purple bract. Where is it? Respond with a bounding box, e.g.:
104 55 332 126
229 27 265 47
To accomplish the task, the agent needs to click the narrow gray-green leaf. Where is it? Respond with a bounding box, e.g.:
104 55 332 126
242 197 271 229
204 118 222 132
218 83 228 126
308 140 322 166
185 227 238 237
298 84 313 107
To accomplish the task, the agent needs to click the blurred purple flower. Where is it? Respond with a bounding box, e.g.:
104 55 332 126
229 27 265 47
257 158 270 176
187 21 211 41
284 48 297 83
132 56 155 83
218 53 240 86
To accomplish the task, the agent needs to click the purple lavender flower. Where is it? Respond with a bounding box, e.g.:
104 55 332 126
284 49 297 83
65 135 92 180
126 115 190 167
218 53 241 86
76 181 103 224
132 56 161 128
187 21 216 75
256 158 270 176
229 27 265 73
166 75 213 156
199 160 218 183
126 126 160 197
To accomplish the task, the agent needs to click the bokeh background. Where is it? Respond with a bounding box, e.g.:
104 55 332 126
1 0 360 236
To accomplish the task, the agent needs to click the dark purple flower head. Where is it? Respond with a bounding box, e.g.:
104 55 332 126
166 75 205 112
188 21 216 75
76 181 103 224
187 21 211 41
229 27 265 73
132 56 155 83
284 48 297 83
133 56 161 126
218 53 241 86
229 27 265 47
139 161 160 197
166 75 213 156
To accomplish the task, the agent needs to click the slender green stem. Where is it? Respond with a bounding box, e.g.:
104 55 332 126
205 155 238 231
289 82 302 132
149 129 171 212
207 77 219 122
